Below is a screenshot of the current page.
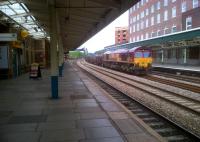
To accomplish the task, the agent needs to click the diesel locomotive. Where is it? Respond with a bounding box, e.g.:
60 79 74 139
86 46 152 74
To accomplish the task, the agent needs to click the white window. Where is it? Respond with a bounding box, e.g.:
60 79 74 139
133 25 135 32
130 8 132 14
133 5 135 11
146 19 149 27
157 14 160 23
141 0 144 6
146 33 149 39
164 0 168 6
151 5 154 13
137 2 140 9
137 35 139 41
193 0 198 8
182 2 186 13
186 16 192 30
141 34 144 40
146 8 149 16
172 0 176 2
146 0 149 2
164 10 168 21
130 38 132 42
130 27 132 33
137 23 140 31
172 7 176 18
133 37 135 42
172 25 177 33
132 17 135 23
141 11 144 18
157 1 160 10
151 16 154 26
141 21 144 29
137 14 140 20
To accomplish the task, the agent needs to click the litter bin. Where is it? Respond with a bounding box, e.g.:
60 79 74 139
29 63 41 79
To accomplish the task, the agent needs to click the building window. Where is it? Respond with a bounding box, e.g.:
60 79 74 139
151 32 157 37
146 8 149 16
137 36 139 41
137 14 140 20
157 30 161 36
182 2 186 13
141 34 144 40
172 0 176 2
172 7 176 18
141 21 144 29
133 16 136 23
157 1 160 10
141 11 144 18
130 8 132 14
130 27 132 34
146 33 149 39
193 0 198 8
133 25 135 32
172 25 177 33
164 10 168 21
157 14 160 23
137 2 140 9
164 0 168 6
151 5 154 13
151 16 154 26
133 5 135 11
186 16 192 30
137 23 140 31
141 0 144 6
164 27 170 34
146 19 149 27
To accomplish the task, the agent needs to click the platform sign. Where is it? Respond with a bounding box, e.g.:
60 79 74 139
0 33 17 41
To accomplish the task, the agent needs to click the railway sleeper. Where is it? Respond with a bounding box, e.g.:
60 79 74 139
166 135 190 142
155 127 180 137
142 117 160 122
148 122 166 129
134 112 151 118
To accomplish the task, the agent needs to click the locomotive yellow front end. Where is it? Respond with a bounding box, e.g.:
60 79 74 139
133 49 152 74
134 57 152 69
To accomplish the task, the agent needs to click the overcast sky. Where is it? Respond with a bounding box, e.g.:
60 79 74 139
78 10 128 53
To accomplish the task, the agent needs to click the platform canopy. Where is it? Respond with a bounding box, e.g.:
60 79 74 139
0 0 139 51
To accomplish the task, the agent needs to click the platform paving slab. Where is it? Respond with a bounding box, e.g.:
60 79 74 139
0 62 163 142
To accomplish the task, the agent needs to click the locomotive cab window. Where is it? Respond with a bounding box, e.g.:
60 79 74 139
135 52 143 58
143 51 151 57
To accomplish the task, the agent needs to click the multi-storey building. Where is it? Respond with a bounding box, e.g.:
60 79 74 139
129 0 200 42
115 27 129 44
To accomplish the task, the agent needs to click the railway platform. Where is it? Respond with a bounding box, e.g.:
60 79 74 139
0 61 163 142
152 63 200 76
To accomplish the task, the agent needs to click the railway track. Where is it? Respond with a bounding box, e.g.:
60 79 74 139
83 61 200 114
151 71 200 84
77 60 200 141
144 74 200 94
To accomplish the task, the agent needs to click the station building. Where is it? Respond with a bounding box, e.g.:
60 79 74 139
129 0 200 66
115 27 129 45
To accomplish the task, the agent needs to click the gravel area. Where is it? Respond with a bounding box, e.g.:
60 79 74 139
78 61 200 137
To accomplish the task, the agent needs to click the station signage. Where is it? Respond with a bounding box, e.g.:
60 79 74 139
0 33 17 41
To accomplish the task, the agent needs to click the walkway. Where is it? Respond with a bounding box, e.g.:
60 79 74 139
0 61 162 142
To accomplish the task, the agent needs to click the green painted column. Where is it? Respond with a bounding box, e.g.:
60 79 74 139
50 5 59 99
